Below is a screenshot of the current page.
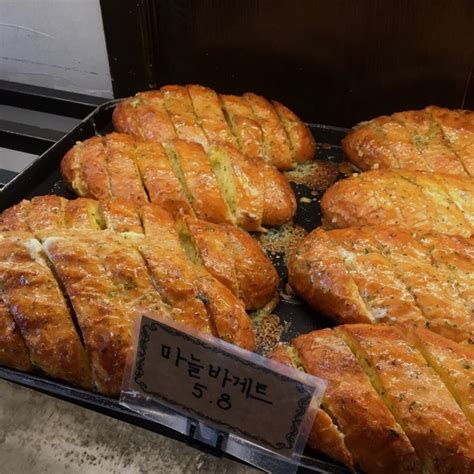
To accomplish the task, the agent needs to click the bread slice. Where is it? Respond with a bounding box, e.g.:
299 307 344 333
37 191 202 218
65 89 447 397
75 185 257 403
28 195 67 231
104 133 148 205
75 230 169 321
261 163 297 226
243 93 294 170
271 343 355 471
134 140 194 217
321 170 474 236
169 140 233 224
288 227 374 324
428 172 474 229
207 143 264 230
187 84 237 146
340 324 474 473
224 224 279 311
370 227 472 342
112 90 177 142
342 116 405 170
429 106 474 176
410 327 474 424
64 198 104 230
220 94 265 161
0 199 31 231
161 85 208 147
43 233 134 395
295 329 420 474
0 232 92 389
419 233 474 315
100 199 143 233
0 294 31 371
272 100 316 164
61 136 111 200
134 205 212 334
179 216 239 296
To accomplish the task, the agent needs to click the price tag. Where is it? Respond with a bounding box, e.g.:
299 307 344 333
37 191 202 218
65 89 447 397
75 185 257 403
123 313 326 458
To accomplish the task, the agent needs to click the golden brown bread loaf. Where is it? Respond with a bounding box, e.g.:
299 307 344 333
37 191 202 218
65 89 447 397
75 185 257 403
288 226 474 343
271 324 474 473
112 84 316 170
0 195 287 394
0 196 278 311
61 133 296 230
0 226 255 395
342 106 474 176
321 169 474 237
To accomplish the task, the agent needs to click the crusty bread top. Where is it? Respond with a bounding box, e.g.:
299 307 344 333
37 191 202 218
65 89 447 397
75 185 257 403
0 196 278 312
342 106 474 177
321 169 474 237
113 85 316 170
272 324 474 473
61 133 296 230
289 225 474 343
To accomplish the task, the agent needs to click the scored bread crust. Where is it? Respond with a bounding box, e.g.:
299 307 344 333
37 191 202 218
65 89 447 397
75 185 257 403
0 222 255 395
272 325 474 473
340 324 474 473
288 227 373 324
160 85 209 147
243 92 294 170
289 226 474 343
261 162 297 226
61 133 296 230
0 232 92 389
180 217 240 297
270 344 356 471
342 106 474 176
170 139 233 224
133 139 195 217
186 84 238 146
409 327 474 425
321 169 474 237
429 106 474 176
0 196 278 312
42 232 138 396
113 85 316 170
61 136 111 201
0 295 32 372
224 224 279 311
112 90 177 142
295 328 420 474
272 100 316 164
220 94 265 161
208 142 265 231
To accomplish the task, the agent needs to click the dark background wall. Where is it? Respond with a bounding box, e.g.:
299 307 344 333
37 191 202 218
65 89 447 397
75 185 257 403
100 0 474 127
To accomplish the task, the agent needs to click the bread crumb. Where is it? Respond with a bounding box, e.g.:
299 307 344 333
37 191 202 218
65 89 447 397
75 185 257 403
256 223 308 265
299 197 312 204
253 314 283 356
284 161 339 192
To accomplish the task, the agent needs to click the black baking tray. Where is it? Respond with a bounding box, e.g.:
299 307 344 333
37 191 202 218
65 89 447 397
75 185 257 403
0 100 349 473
